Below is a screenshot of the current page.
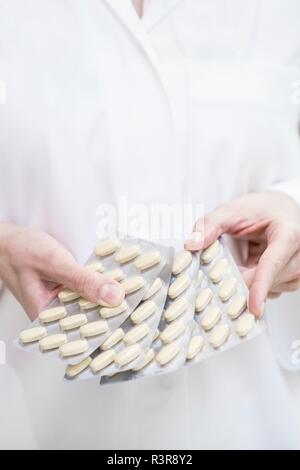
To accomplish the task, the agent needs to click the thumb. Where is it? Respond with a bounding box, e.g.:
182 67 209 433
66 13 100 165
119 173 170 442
185 203 236 251
55 262 125 307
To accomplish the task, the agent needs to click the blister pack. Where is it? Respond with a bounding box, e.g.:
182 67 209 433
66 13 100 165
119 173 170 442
65 248 174 380
16 237 169 366
99 238 265 386
185 238 265 365
100 250 200 385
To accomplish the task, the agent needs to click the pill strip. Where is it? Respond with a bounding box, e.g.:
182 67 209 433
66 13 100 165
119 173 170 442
17 237 265 384
185 238 265 366
17 236 169 366
101 239 265 386
73 249 174 380
121 250 200 381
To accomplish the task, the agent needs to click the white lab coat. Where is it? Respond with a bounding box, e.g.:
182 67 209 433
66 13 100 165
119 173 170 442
1 0 300 449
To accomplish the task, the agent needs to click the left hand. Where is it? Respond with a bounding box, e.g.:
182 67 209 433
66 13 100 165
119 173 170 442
185 191 300 317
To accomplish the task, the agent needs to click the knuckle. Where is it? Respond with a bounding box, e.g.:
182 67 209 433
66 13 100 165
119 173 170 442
72 272 89 294
281 222 300 246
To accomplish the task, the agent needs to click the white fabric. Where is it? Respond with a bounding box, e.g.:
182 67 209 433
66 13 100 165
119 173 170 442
1 0 300 449
270 178 300 207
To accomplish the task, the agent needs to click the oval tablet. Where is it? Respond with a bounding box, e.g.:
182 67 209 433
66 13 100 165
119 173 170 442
172 250 192 275
39 334 67 352
134 251 161 271
66 357 92 379
201 306 222 331
160 319 185 344
130 300 156 324
101 328 124 350
19 326 47 344
156 341 181 366
59 339 89 358
39 306 67 324
100 301 128 319
90 349 116 374
227 294 247 319
114 245 141 264
85 261 104 273
95 239 120 257
235 313 255 337
58 289 80 303
121 276 145 295
219 278 238 302
187 335 204 360
78 298 99 310
209 324 230 348
104 268 125 282
59 314 87 331
164 297 189 322
168 273 191 299
201 240 220 264
209 258 229 283
142 277 163 300
133 348 155 372
195 288 213 313
124 323 150 345
115 344 141 367
80 320 109 338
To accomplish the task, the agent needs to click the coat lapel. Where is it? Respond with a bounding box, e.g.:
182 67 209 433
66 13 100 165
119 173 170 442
102 0 157 62
142 0 183 32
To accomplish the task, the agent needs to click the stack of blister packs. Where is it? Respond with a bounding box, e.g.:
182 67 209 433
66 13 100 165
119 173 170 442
16 237 265 385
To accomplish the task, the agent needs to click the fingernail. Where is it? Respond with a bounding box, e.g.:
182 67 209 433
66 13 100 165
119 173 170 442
100 284 124 306
188 231 202 243
185 231 203 251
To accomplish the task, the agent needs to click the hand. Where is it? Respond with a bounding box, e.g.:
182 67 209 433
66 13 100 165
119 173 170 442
185 192 300 317
0 224 125 320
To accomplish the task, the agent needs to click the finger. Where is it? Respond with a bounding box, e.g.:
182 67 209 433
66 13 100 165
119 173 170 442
241 267 256 289
272 249 300 286
185 204 234 251
246 241 266 267
269 278 300 294
249 226 297 317
19 273 58 320
184 231 203 251
52 260 125 307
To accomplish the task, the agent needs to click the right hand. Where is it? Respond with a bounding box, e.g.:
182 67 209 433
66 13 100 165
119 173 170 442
0 224 125 320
